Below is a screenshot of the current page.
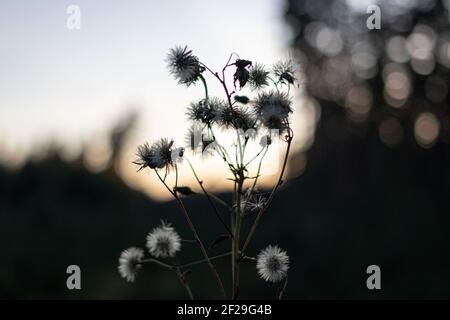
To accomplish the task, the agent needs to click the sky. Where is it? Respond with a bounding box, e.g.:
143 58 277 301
0 0 316 200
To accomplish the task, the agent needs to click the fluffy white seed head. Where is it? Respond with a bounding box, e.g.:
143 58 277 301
118 247 144 282
256 245 289 283
146 221 182 258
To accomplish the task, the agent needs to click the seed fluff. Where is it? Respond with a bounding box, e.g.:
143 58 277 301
256 245 289 283
118 247 144 282
146 221 182 258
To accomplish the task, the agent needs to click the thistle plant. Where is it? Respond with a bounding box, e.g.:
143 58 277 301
118 45 296 299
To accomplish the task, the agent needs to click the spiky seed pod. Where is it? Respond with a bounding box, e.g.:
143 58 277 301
253 91 292 131
216 104 256 132
167 46 204 86
134 138 181 170
187 98 225 125
272 60 296 85
249 62 269 89
233 106 257 132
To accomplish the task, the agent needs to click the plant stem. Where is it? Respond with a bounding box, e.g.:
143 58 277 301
232 173 244 299
242 146 269 211
140 258 174 269
209 193 230 209
154 169 227 299
171 257 194 300
174 194 227 299
277 276 288 300
186 158 233 236
241 132 293 256
181 277 194 300
199 74 209 100
207 125 235 172
178 252 232 268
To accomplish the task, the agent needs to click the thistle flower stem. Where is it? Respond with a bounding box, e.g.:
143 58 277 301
199 74 209 100
267 76 280 91
209 193 230 209
154 169 227 299
181 277 195 300
232 173 244 300
277 276 289 300
178 251 232 268
172 257 194 300
174 194 228 299
236 130 244 166
207 125 234 170
181 239 198 243
241 132 293 257
244 145 267 168
200 62 234 112
140 258 174 269
242 146 269 212
186 158 233 236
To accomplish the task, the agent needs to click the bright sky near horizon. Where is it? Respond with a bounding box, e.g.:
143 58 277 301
0 0 315 200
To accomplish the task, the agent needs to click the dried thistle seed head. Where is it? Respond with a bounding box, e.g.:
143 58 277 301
272 60 296 84
134 138 180 170
216 105 236 129
233 106 257 132
167 46 204 86
134 142 154 170
272 60 296 85
187 98 224 124
216 105 256 132
247 194 266 212
146 221 181 258
254 91 292 131
240 190 266 216
249 62 269 89
256 245 289 283
118 247 144 282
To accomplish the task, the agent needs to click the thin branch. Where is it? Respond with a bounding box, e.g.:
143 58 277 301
178 252 232 269
209 193 230 209
173 257 194 300
241 131 293 256
186 158 233 236
181 239 198 243
154 169 227 299
199 74 209 99
278 276 288 300
244 145 267 168
140 258 174 270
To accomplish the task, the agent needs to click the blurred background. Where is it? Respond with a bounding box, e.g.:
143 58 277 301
1 0 450 299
